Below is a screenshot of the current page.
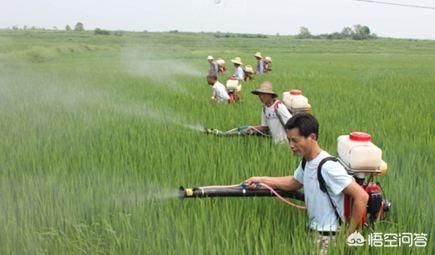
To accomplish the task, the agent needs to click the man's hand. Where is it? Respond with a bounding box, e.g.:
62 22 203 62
244 177 264 189
244 176 302 191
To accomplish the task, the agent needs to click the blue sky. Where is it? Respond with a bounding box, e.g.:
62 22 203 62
1 0 435 39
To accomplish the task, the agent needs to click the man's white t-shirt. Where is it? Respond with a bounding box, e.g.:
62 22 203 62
212 81 230 102
261 101 292 143
294 151 353 231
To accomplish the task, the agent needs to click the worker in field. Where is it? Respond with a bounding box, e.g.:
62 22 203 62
248 81 292 143
229 57 244 101
207 56 219 76
231 57 244 82
245 113 369 253
243 65 255 82
206 74 230 103
254 52 265 74
264 56 272 72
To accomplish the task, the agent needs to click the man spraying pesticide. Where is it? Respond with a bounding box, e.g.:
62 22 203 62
204 81 292 143
206 74 230 103
207 56 219 76
248 81 293 144
185 113 391 253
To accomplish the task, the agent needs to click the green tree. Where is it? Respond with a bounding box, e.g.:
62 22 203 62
65 25 71 31
297 26 312 39
74 22 84 31
352 24 372 40
341 27 353 37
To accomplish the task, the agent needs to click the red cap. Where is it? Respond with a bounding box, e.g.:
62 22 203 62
349 132 371 142
290 89 302 95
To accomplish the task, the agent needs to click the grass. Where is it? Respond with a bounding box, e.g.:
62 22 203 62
0 30 434 254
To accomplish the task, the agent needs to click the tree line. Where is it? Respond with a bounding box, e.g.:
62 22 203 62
296 25 376 40
8 22 376 40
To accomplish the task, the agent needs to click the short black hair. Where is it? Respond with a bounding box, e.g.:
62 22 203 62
284 113 319 139
207 74 217 81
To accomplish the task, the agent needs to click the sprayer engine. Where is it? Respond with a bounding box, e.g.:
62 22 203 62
364 182 391 224
343 172 391 227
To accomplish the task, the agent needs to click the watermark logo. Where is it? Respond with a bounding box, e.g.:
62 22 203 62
347 231 365 247
347 232 428 248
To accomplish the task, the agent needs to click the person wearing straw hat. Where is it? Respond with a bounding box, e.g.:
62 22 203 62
243 65 255 81
231 57 245 82
254 52 265 74
206 74 230 103
249 81 292 143
208 56 219 76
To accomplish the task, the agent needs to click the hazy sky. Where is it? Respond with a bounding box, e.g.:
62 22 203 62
1 0 435 39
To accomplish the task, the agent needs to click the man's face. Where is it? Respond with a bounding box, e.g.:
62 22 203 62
287 128 316 157
258 93 273 105
206 77 215 85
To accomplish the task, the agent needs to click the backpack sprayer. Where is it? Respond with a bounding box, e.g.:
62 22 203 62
216 58 226 73
181 131 391 229
226 76 241 103
335 131 391 227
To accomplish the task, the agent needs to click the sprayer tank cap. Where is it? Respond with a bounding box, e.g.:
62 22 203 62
349 132 371 142
290 89 302 95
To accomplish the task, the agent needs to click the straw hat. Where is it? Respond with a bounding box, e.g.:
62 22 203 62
264 56 272 62
207 56 214 60
254 52 262 59
244 65 254 73
251 81 277 97
231 57 243 65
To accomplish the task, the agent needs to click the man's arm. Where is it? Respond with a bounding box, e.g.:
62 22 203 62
343 181 369 235
245 176 302 191
249 109 269 133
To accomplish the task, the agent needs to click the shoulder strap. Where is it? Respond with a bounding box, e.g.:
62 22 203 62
263 100 286 128
272 100 286 128
317 157 338 192
317 156 342 225
301 158 306 171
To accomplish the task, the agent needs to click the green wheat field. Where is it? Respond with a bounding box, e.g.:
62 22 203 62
0 30 434 254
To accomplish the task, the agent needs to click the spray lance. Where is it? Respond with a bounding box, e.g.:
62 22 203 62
203 125 269 137
179 182 306 209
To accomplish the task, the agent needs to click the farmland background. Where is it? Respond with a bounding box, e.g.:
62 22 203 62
0 30 434 254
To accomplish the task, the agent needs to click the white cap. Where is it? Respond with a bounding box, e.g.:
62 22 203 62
207 56 214 60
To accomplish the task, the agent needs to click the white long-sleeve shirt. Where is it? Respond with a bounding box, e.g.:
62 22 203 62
234 66 245 81
261 101 292 143
212 81 230 102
